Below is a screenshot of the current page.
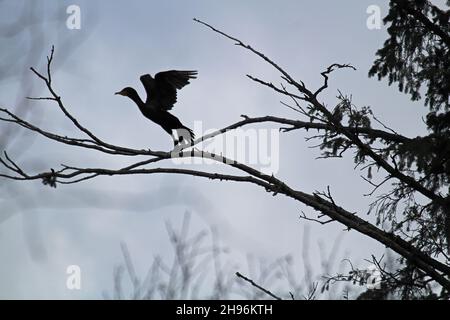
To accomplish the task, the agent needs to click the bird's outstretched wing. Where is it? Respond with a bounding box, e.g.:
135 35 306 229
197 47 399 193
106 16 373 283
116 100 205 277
140 70 197 110
140 74 156 105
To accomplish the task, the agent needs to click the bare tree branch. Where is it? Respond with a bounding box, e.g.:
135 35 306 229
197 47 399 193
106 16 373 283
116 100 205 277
236 271 282 300
0 20 449 294
315 63 357 97
193 17 446 208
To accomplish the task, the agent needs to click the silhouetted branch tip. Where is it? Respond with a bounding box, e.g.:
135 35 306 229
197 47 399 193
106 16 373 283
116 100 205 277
235 271 282 300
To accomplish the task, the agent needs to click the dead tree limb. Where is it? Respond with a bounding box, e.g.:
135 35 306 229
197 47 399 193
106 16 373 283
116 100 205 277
0 20 449 293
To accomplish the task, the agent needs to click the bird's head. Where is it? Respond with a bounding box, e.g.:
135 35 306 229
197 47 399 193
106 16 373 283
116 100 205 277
114 87 135 97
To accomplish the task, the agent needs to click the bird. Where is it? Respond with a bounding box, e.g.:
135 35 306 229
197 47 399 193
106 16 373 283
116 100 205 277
115 70 197 147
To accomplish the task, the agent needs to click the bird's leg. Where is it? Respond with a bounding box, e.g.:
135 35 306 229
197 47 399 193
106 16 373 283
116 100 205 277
177 128 193 146
171 130 181 146
170 130 184 155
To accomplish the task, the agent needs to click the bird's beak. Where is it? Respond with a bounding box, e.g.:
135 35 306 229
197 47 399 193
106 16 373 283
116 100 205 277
114 91 121 95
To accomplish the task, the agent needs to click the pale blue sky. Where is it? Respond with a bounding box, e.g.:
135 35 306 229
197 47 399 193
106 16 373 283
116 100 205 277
0 0 436 298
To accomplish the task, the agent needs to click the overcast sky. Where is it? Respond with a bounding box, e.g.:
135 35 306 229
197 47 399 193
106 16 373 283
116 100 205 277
0 0 438 299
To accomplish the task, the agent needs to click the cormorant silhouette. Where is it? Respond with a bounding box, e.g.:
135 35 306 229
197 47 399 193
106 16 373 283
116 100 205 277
115 70 197 146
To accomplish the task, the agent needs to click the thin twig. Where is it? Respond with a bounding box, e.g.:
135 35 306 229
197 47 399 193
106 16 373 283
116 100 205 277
235 271 282 300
